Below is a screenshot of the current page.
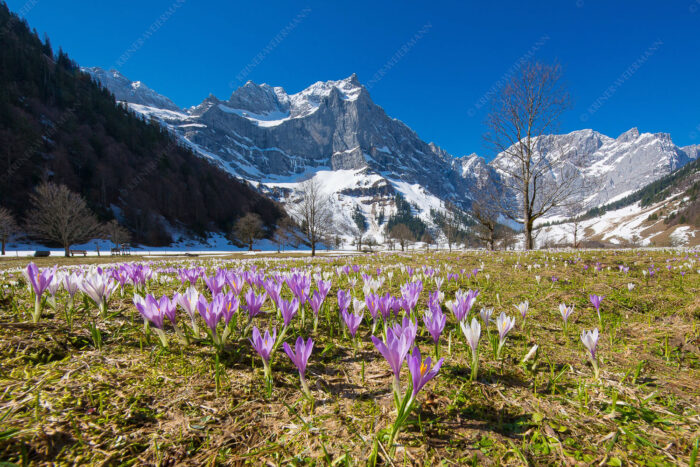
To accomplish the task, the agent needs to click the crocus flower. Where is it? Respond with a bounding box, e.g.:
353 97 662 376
204 270 227 295
495 312 516 359
279 298 299 328
24 263 55 323
627 283 635 291
371 330 412 396
134 294 169 347
243 289 267 319
581 328 600 379
174 286 201 335
589 294 605 326
197 294 225 347
250 326 276 382
460 317 481 380
337 289 351 314
221 292 239 326
559 303 574 334
479 307 493 327
406 346 443 398
341 308 363 339
308 291 324 318
423 304 446 347
283 336 314 399
316 279 332 300
81 272 118 315
514 300 529 324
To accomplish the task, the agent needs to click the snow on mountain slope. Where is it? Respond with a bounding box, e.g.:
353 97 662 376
83 67 181 112
490 128 693 217
536 195 699 248
85 66 699 245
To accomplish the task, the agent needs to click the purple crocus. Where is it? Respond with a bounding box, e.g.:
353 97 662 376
337 289 352 314
308 291 324 317
243 289 267 319
341 308 363 339
283 336 314 399
135 294 169 347
589 294 605 326
250 326 276 382
316 279 331 298
371 329 412 396
423 303 446 346
406 346 443 398
221 292 240 326
204 270 227 295
279 297 300 328
197 294 225 346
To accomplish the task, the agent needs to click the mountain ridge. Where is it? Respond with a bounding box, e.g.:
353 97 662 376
83 65 698 243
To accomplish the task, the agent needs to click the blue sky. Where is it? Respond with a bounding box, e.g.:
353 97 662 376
8 0 700 159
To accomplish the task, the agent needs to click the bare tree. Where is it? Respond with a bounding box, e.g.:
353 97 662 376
565 200 587 249
471 180 501 251
25 183 104 257
0 207 18 256
485 61 589 250
442 202 462 252
421 231 434 251
273 217 297 252
389 224 414 252
234 212 264 251
291 178 334 257
105 219 131 248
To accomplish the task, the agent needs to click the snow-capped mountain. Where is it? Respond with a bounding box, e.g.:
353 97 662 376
84 68 481 242
83 66 699 244
490 127 696 218
84 67 181 112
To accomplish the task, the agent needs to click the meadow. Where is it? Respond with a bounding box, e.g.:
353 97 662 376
0 249 698 466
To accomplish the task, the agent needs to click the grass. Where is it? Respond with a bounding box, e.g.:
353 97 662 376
0 249 698 465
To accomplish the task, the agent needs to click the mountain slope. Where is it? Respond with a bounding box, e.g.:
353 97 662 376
537 155 700 247
83 68 698 245
0 4 284 245
490 128 694 219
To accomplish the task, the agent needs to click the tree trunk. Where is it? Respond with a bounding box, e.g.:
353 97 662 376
64 244 70 257
311 242 316 257
488 229 495 251
523 213 534 250
248 240 253 251
1 239 5 255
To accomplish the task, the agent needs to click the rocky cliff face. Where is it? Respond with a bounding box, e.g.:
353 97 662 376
84 66 698 240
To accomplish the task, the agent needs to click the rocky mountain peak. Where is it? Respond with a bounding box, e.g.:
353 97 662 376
616 127 640 142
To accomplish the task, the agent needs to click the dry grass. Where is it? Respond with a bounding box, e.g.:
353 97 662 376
0 249 698 465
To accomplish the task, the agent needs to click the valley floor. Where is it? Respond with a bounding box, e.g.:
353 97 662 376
0 250 698 465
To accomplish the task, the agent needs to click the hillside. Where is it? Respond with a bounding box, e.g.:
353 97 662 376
0 2 284 245
536 156 700 247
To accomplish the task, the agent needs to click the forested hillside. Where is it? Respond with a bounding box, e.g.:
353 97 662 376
0 2 284 245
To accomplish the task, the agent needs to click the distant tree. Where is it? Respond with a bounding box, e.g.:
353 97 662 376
25 183 104 257
105 219 131 248
366 236 377 252
292 178 334 257
442 202 462 252
390 223 414 252
235 213 264 251
471 186 502 251
273 217 297 252
0 207 18 256
421 231 434 251
485 61 589 250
